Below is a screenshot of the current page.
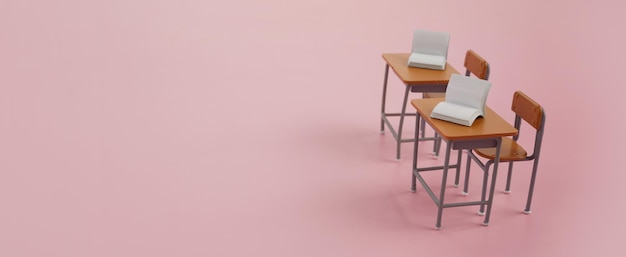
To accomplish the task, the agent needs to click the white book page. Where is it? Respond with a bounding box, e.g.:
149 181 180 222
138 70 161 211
444 74 491 114
408 53 445 67
431 102 479 121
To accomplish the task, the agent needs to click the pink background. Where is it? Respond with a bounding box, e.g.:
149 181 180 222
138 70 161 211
1 0 625 256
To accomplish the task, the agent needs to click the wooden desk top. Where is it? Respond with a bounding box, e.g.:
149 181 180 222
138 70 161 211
411 98 518 141
382 53 459 85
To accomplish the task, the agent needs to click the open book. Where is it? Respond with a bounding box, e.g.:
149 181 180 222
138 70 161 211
407 30 450 70
408 53 446 71
430 74 492 126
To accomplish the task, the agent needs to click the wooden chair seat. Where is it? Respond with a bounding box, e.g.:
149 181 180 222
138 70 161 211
472 137 528 162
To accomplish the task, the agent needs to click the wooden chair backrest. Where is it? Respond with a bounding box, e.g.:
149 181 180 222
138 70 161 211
512 91 543 130
464 50 489 80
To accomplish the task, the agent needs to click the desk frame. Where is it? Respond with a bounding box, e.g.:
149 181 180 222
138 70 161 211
410 98 517 229
380 54 458 160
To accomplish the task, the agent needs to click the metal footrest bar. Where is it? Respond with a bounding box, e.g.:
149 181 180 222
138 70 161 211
442 200 489 208
382 114 438 143
414 165 459 173
384 113 417 117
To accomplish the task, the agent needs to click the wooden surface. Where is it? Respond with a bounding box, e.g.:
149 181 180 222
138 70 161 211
382 53 459 85
464 50 489 79
512 91 543 129
411 98 518 141
473 137 528 161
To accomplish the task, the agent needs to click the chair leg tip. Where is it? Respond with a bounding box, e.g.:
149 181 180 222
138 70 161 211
380 130 385 135
503 190 511 194
523 210 532 215
461 192 469 196
481 222 489 226
477 211 485 216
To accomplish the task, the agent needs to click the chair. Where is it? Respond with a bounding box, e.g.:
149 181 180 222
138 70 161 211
463 91 546 215
422 50 490 159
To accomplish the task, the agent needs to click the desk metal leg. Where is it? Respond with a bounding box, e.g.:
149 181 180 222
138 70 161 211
380 64 390 133
411 113 421 192
524 157 541 214
396 86 411 160
504 162 514 194
435 143 453 229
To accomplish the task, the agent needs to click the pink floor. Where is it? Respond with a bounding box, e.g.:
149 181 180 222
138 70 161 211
2 1 626 256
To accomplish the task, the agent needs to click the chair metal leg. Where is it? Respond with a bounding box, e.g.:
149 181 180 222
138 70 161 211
482 138 503 226
435 143 453 229
504 162 514 193
433 133 442 158
431 133 436 154
420 119 426 138
524 158 541 214
432 133 437 154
